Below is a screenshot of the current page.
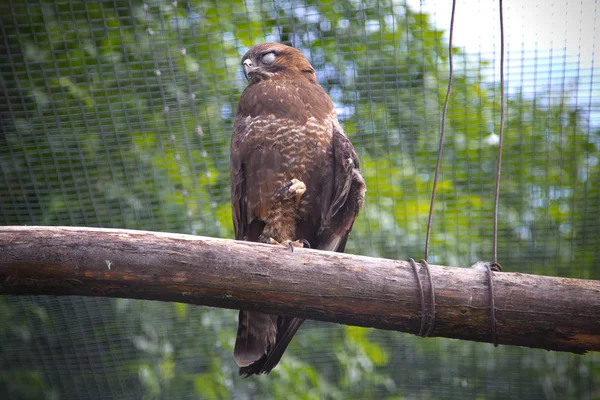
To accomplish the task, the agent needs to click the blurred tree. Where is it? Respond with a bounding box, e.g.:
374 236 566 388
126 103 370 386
0 0 598 399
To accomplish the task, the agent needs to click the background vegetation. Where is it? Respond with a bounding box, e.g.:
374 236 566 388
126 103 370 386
1 0 599 398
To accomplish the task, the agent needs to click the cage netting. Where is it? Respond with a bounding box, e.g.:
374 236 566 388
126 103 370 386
1 0 599 398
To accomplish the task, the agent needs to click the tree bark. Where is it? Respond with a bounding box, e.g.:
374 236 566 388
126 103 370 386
0 226 598 353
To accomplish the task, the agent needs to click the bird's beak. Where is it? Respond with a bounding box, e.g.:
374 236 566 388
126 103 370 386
243 59 256 81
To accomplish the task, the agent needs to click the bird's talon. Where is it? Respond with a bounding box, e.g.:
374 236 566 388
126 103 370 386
265 237 304 251
266 237 280 245
287 179 306 195
288 239 308 249
280 178 306 206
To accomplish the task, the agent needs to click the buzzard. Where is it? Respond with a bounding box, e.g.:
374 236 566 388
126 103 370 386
230 43 366 376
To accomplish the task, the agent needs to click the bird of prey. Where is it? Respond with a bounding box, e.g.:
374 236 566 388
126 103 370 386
230 43 366 376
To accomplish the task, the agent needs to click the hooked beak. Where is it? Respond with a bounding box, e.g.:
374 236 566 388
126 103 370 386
242 59 257 80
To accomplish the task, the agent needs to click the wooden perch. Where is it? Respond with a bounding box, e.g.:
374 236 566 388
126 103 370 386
0 226 599 353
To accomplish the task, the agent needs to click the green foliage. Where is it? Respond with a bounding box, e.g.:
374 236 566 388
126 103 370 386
1 0 599 398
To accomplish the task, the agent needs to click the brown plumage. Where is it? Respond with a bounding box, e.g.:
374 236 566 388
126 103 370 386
230 43 366 376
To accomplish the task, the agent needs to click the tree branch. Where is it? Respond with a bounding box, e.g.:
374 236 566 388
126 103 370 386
1 226 598 353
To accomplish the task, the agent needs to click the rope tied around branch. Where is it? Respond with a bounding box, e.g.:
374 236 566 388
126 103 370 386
488 262 502 347
408 258 436 337
472 261 502 347
409 256 502 346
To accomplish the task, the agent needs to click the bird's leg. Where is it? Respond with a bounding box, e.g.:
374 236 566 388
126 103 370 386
261 183 310 251
280 178 306 207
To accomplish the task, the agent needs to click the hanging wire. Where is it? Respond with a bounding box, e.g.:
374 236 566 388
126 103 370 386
493 0 506 265
424 0 457 262
486 0 507 348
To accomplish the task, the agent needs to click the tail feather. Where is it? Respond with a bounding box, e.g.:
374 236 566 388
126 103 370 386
234 311 277 368
239 317 304 376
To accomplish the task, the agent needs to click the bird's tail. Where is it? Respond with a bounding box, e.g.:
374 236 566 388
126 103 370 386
238 317 304 376
234 311 277 369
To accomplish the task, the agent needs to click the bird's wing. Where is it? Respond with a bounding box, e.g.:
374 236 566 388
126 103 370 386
231 111 280 241
230 135 247 241
318 121 366 252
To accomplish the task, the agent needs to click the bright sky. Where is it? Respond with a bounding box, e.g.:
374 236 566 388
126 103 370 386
406 0 598 63
406 0 599 122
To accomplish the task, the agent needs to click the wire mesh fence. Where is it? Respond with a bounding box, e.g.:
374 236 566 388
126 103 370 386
1 0 599 398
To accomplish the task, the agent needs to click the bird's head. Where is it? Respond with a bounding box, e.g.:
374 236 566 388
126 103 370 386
241 43 316 84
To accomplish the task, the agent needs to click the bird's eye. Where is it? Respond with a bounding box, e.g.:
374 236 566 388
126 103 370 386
261 52 276 64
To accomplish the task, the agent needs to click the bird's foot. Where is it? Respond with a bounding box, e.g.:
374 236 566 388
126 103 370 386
280 179 306 206
266 238 310 252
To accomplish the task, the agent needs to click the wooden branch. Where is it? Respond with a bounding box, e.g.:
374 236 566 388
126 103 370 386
1 226 598 353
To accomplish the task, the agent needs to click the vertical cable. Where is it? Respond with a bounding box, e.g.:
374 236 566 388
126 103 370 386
424 0 456 262
493 0 506 264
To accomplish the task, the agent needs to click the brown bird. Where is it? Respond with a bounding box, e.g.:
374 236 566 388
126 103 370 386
230 43 366 376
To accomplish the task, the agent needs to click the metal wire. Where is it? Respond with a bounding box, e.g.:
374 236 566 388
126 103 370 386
424 0 456 262
493 0 506 265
